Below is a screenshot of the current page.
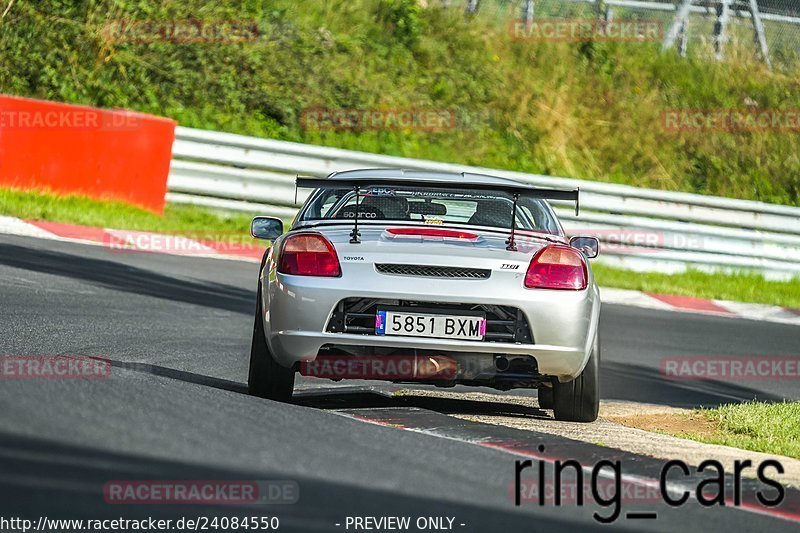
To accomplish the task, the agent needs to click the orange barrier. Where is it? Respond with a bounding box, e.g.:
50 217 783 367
0 95 176 213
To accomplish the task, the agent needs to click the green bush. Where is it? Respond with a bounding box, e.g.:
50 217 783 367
0 0 797 205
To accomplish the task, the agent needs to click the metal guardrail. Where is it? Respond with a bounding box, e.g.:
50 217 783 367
462 0 800 68
567 0 800 25
167 126 800 280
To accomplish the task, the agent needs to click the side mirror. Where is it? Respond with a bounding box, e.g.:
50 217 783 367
570 236 599 258
250 216 283 240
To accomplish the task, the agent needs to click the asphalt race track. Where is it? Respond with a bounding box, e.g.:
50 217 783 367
1 233 799 532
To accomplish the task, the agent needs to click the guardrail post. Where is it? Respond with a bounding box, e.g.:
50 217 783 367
522 0 534 24
663 0 694 51
594 0 607 21
713 0 732 60
748 0 773 69
679 18 689 57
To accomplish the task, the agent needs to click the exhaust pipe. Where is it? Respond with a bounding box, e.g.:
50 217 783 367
494 356 510 372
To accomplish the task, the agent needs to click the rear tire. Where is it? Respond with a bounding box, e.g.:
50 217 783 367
248 284 295 402
537 385 554 410
552 334 599 422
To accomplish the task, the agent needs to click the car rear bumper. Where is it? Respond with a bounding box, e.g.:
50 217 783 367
260 264 600 381
270 330 585 379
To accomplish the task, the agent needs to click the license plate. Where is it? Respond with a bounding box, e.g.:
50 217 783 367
375 310 486 340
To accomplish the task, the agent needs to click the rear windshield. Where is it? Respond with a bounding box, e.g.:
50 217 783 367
297 185 563 235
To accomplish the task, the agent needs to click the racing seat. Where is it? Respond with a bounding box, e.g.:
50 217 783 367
467 200 513 228
361 196 410 220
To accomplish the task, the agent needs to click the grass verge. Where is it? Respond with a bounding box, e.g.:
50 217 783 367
615 402 800 460
2 187 799 308
692 402 800 460
593 263 800 309
0 188 257 235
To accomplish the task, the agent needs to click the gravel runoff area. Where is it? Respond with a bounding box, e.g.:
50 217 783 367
397 390 800 488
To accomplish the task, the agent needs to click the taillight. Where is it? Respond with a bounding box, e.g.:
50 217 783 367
524 245 587 290
278 233 341 277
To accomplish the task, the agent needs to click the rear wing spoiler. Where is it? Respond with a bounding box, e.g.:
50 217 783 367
295 176 579 249
295 177 580 215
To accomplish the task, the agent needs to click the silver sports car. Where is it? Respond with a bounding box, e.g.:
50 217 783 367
248 169 601 422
